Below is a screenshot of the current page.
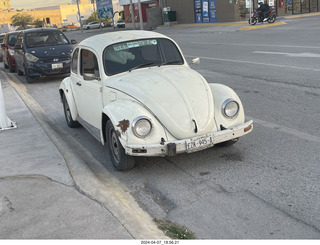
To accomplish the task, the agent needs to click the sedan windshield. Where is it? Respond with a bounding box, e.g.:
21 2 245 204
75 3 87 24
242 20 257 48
26 30 70 48
103 38 184 76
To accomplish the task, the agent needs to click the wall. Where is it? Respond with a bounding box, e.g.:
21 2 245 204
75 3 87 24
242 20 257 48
162 0 195 23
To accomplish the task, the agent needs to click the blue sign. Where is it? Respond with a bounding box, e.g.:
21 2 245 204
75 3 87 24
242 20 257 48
209 0 217 23
194 0 202 23
96 0 113 19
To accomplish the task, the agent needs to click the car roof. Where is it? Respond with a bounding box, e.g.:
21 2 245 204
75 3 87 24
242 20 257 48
78 30 169 53
22 28 61 34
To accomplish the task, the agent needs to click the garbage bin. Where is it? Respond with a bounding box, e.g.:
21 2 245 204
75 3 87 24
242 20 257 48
163 11 176 22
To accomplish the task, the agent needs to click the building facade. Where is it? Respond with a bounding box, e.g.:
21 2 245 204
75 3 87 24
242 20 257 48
0 0 11 12
119 0 320 24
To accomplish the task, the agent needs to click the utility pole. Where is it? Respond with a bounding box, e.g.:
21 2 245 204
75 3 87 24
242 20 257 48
129 0 136 30
138 0 143 30
77 0 83 31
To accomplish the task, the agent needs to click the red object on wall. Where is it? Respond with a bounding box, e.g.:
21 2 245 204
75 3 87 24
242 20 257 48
123 0 160 23
279 0 284 7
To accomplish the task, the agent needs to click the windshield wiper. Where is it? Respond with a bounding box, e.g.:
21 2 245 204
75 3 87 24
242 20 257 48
129 62 156 72
159 61 183 66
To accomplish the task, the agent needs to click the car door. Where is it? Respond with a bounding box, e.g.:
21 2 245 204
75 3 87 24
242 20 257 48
13 31 24 72
70 47 103 130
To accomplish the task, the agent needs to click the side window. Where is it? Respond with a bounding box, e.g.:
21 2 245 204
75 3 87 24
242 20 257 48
71 48 79 74
80 49 99 79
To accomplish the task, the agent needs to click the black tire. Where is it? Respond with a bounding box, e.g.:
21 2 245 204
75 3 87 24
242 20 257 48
8 62 15 73
106 120 135 171
62 94 80 128
249 17 257 26
17 66 23 76
4 60 8 69
268 14 276 23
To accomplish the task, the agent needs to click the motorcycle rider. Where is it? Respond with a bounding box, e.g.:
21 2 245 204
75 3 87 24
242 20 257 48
257 1 270 22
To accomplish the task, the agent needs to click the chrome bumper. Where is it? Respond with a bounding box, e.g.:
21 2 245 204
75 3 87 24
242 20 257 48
126 120 253 157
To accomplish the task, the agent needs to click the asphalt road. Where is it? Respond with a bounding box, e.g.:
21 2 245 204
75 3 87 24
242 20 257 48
3 16 320 239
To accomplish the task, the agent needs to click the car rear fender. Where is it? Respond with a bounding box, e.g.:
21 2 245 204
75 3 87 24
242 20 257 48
59 77 78 121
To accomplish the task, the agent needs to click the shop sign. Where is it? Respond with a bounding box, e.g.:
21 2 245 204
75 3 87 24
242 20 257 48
96 0 113 19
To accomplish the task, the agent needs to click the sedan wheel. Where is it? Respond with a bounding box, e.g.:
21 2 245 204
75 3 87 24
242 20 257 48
106 120 135 171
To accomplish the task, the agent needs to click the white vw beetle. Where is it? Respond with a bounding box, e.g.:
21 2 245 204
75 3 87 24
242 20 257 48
59 30 253 171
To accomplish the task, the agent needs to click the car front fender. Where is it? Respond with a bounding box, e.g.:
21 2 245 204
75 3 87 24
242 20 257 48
101 99 167 148
59 77 78 122
209 83 246 128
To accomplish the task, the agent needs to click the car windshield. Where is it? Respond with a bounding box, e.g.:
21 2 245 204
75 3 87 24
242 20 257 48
103 38 184 76
26 30 70 48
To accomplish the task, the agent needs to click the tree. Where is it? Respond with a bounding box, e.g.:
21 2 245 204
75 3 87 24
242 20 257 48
11 13 34 29
87 11 98 22
34 18 44 28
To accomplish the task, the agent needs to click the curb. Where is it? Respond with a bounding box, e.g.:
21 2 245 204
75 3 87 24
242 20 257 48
2 71 169 240
239 21 287 30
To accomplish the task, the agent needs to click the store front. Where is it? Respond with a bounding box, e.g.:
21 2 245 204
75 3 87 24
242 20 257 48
194 0 217 23
286 0 318 14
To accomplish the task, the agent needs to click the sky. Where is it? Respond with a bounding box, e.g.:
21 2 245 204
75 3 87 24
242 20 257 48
11 0 73 9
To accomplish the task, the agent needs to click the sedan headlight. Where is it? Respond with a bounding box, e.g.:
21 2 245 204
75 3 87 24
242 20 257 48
132 116 152 138
222 99 239 118
25 53 39 62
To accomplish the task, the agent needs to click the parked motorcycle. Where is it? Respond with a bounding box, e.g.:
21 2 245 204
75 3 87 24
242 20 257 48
248 8 276 25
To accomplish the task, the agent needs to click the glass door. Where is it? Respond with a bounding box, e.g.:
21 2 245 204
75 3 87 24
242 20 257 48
293 0 301 13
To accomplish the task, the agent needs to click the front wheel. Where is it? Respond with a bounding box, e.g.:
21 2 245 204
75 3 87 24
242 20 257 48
249 17 257 26
268 14 276 23
106 120 135 171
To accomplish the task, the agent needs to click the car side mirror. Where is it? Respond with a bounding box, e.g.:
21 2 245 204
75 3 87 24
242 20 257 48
14 44 22 50
71 40 77 44
191 57 200 65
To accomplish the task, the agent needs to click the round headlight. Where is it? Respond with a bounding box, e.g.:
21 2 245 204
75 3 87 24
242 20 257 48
222 99 239 118
132 116 152 138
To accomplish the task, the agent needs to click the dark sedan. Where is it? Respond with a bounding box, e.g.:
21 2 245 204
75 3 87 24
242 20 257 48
14 28 76 83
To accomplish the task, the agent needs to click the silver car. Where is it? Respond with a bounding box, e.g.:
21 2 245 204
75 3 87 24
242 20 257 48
83 21 104 30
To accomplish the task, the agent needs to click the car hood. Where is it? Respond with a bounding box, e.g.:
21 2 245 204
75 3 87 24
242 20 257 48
107 66 217 139
26 45 73 58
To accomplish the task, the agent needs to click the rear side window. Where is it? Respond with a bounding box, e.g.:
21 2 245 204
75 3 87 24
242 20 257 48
80 49 99 78
8 33 18 47
71 48 79 74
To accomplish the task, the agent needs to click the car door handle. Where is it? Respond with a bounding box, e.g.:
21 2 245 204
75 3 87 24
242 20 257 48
76 82 82 86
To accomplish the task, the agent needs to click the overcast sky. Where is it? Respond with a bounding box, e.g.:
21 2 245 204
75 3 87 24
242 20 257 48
11 0 72 9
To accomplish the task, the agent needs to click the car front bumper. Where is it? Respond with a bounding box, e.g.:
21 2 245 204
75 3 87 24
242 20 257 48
26 60 71 78
125 120 253 156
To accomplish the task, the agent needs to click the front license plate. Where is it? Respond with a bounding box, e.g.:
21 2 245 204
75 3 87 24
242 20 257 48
186 135 214 153
52 63 63 69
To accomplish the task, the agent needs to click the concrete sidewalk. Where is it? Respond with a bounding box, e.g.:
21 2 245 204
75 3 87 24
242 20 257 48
0 71 167 239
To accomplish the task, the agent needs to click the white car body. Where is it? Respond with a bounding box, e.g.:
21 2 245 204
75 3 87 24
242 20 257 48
83 21 104 30
59 30 253 170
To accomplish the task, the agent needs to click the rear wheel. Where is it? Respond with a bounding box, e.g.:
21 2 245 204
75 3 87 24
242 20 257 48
106 120 135 171
4 59 8 69
268 14 276 23
8 62 15 73
62 94 80 128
